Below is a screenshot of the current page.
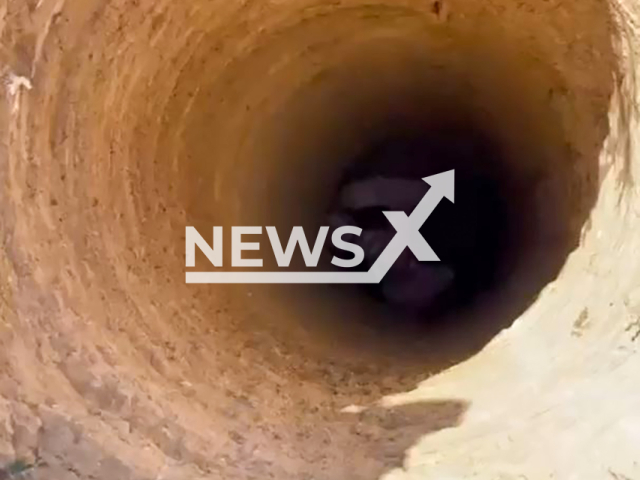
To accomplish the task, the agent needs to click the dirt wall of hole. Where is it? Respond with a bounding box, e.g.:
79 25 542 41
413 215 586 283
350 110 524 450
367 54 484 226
0 0 639 479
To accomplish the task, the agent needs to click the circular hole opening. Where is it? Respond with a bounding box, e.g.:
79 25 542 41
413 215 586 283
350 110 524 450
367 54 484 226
3 0 623 478
179 4 615 368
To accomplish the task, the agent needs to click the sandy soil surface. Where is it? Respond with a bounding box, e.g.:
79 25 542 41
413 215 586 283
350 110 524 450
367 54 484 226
0 0 639 478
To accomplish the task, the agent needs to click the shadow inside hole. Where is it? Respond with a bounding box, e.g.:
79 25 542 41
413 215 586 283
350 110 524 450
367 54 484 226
326 129 511 323
302 101 607 368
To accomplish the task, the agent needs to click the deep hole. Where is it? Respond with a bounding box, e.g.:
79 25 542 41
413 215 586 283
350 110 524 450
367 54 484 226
2 2 622 479
181 12 613 370
325 126 512 324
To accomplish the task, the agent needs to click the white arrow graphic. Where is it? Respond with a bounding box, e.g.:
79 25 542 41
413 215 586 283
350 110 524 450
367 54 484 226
186 170 454 284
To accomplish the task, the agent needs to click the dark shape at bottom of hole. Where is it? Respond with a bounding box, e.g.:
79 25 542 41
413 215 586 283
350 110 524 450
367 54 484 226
326 131 511 321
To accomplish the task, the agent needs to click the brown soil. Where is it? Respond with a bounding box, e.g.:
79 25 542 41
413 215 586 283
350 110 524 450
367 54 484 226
0 0 639 479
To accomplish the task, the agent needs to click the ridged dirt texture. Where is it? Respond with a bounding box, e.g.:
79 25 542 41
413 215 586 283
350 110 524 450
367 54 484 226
0 0 640 479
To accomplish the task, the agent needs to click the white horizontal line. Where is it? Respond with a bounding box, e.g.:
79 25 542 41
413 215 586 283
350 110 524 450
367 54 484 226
186 271 378 284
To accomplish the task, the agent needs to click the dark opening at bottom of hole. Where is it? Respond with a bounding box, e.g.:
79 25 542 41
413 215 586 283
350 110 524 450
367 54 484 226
326 131 510 319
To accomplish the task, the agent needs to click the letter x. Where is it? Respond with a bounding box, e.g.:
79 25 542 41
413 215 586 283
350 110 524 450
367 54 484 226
383 211 439 261
367 177 450 281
